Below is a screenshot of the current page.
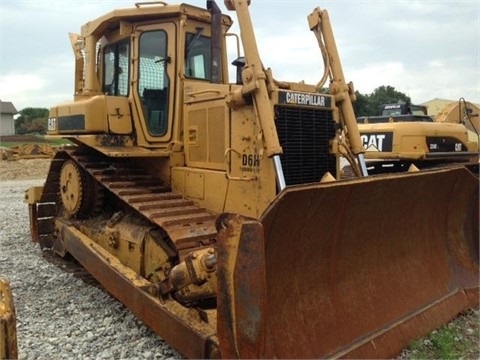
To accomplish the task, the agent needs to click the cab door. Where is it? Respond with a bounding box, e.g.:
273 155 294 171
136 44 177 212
132 23 177 144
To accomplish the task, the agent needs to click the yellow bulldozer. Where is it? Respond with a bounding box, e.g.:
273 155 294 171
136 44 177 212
356 100 479 174
24 1 478 358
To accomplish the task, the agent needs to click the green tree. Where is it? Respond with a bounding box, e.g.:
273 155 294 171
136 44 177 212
353 91 369 117
353 85 411 117
368 85 411 114
15 107 49 134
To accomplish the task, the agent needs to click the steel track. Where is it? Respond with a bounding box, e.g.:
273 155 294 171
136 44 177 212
35 147 219 256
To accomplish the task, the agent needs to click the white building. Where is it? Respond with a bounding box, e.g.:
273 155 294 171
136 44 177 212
0 100 18 136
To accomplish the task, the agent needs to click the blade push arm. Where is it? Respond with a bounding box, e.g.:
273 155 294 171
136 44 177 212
308 8 368 176
224 0 282 158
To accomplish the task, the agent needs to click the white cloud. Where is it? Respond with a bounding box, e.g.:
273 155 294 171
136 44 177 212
0 73 45 108
0 0 478 110
254 25 323 82
349 62 405 94
0 73 44 92
0 53 74 110
0 72 71 110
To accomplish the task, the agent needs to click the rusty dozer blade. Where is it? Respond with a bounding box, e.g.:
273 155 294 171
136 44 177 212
216 166 478 359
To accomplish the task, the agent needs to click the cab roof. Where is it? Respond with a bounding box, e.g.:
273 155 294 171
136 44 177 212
81 2 233 37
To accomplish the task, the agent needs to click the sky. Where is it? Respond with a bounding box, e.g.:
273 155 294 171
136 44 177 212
0 0 478 111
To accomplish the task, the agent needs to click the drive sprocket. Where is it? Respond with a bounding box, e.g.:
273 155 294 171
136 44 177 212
59 159 103 218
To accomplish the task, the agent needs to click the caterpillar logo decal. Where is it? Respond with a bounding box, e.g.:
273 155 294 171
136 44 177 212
360 132 393 152
278 91 332 107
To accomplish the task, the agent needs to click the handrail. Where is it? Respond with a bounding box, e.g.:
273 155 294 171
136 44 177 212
135 1 167 8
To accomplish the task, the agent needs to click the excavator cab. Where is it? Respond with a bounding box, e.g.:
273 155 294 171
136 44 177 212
26 1 478 358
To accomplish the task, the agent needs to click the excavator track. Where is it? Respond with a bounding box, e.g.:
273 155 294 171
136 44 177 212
35 148 218 254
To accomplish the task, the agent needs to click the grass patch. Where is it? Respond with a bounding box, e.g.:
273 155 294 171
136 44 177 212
44 138 73 146
407 327 460 359
401 309 480 360
431 327 459 359
0 135 72 148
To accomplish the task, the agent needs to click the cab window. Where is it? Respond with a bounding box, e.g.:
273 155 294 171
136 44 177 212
103 41 129 96
184 32 211 80
138 30 169 136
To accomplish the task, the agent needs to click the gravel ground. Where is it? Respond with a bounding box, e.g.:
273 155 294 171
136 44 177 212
0 176 182 360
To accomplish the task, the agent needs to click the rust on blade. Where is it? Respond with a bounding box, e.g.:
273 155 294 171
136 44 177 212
334 287 478 358
216 214 266 359
28 204 40 243
257 166 479 358
232 221 266 358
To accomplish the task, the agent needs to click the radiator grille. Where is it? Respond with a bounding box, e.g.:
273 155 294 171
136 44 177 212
275 105 337 186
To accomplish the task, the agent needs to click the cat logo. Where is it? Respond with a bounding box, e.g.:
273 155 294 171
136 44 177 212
360 132 393 152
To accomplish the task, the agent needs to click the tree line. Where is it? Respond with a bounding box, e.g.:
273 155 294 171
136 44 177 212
354 85 410 117
14 107 50 135
14 85 411 135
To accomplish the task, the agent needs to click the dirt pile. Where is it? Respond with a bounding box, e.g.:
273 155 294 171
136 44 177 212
0 158 51 181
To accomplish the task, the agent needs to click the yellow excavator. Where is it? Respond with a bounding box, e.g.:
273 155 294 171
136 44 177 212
435 98 480 135
357 100 479 174
24 1 478 358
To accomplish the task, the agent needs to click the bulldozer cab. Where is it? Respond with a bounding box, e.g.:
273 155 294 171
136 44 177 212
118 5 229 145
48 3 233 150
